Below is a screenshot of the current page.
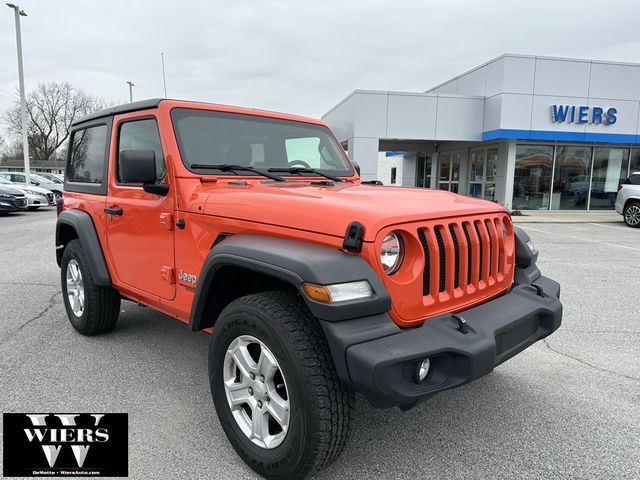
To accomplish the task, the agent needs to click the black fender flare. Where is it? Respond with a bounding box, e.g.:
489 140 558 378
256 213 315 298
188 235 391 331
56 209 111 286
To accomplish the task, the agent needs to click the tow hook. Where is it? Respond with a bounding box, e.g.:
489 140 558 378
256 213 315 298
451 314 469 334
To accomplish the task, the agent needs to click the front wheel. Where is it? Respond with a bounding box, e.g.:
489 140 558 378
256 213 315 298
623 201 640 228
209 291 354 479
60 239 121 335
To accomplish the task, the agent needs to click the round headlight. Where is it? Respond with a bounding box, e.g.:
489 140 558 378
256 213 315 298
380 232 403 275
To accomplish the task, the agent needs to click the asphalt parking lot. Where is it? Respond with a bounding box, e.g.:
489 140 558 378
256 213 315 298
1 209 639 479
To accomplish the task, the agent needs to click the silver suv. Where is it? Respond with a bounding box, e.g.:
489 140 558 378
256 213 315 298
616 172 640 227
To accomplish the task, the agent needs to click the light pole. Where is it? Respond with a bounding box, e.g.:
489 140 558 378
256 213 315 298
126 81 134 103
6 3 30 185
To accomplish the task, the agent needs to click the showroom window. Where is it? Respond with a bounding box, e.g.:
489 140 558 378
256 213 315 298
513 145 553 210
551 145 592 210
469 146 497 201
589 147 629 210
438 151 461 193
630 149 640 174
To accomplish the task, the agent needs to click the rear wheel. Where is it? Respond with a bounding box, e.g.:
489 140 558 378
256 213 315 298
209 291 353 479
623 201 640 228
61 239 121 335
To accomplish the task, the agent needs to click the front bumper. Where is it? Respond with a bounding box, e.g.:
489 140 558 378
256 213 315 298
320 276 562 408
26 193 49 207
0 197 27 211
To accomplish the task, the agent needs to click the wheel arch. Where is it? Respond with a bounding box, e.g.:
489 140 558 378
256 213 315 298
623 196 640 211
56 209 111 286
189 235 391 331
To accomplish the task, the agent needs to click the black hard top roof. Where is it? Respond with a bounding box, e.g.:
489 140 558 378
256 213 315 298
71 98 163 126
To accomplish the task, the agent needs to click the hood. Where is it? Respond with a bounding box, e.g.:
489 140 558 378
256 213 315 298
7 183 52 194
0 185 25 196
201 181 506 241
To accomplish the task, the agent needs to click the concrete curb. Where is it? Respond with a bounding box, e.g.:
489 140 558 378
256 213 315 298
511 212 623 223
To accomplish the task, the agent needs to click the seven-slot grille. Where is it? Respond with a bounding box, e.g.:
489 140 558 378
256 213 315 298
418 216 508 297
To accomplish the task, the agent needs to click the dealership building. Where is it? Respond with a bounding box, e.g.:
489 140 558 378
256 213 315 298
322 54 640 211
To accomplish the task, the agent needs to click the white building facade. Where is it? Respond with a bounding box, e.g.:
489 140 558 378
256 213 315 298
322 54 640 211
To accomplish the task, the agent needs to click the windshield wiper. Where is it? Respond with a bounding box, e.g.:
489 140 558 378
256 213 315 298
190 164 285 182
267 167 344 183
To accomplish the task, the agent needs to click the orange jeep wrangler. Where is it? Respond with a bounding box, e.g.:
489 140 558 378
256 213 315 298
56 99 562 479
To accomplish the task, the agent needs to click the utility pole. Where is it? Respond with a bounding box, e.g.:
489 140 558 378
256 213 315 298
6 3 30 184
161 52 167 98
126 81 134 103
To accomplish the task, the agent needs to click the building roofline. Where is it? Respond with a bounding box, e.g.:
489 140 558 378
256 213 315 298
322 89 483 119
425 53 640 93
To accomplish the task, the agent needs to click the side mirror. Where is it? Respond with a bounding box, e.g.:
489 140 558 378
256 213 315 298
352 161 361 176
120 149 169 196
31 180 40 186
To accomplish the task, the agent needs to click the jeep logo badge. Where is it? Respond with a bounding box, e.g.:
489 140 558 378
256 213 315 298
178 269 197 285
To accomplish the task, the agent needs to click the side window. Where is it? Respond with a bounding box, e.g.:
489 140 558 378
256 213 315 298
117 118 166 183
67 125 108 184
628 174 640 185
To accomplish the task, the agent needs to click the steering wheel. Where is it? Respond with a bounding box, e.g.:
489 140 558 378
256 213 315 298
288 160 311 169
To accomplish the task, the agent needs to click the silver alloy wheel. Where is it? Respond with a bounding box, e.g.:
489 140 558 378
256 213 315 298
66 259 85 317
625 204 640 226
223 335 290 449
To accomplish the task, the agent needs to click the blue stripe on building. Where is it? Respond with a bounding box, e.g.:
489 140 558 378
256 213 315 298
482 129 640 144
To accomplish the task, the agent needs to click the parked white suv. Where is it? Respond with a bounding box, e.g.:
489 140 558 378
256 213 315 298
616 172 640 228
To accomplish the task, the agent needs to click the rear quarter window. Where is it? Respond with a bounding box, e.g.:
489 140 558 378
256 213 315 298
65 120 111 195
626 173 640 185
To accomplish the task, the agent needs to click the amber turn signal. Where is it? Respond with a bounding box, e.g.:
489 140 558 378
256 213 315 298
302 283 332 303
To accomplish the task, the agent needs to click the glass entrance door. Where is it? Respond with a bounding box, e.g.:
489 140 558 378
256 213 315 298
438 151 461 193
415 154 432 188
469 147 498 200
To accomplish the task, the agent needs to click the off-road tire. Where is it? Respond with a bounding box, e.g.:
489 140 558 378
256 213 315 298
60 239 121 335
623 201 640 228
209 291 354 480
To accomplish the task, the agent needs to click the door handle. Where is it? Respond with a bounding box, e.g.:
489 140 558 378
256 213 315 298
104 206 123 216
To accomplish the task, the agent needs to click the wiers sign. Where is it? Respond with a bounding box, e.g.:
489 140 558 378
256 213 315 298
3 413 128 477
551 104 617 125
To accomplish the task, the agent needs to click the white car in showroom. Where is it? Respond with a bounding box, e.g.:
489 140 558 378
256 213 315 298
615 172 640 227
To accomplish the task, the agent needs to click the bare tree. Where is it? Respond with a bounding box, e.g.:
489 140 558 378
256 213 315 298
5 82 107 161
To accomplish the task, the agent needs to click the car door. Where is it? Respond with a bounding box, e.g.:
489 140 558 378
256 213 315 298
105 113 176 300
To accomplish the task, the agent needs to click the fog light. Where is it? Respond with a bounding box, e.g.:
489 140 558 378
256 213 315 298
417 358 431 382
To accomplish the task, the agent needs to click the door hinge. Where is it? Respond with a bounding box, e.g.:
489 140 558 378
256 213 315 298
159 213 174 231
160 266 175 285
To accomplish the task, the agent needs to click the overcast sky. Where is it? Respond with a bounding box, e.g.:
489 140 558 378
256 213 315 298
2 0 640 134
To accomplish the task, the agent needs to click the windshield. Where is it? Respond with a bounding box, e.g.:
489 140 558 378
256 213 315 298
0 177 11 184
31 174 50 183
171 108 354 177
